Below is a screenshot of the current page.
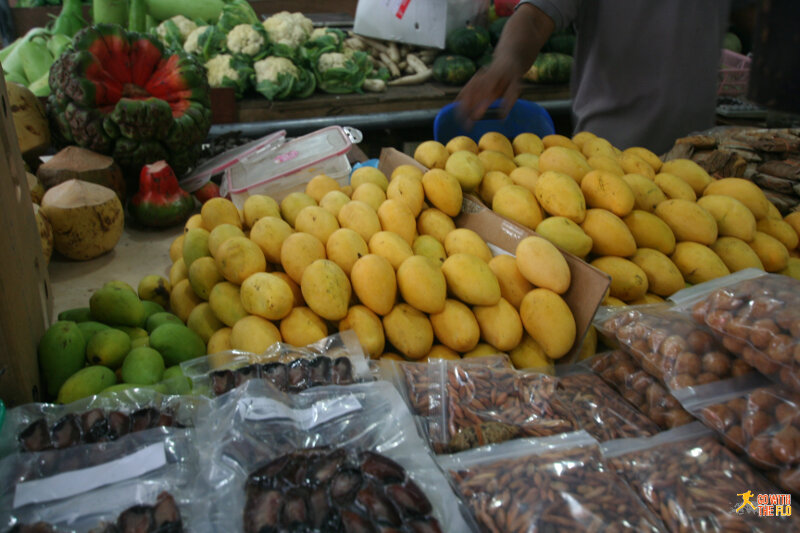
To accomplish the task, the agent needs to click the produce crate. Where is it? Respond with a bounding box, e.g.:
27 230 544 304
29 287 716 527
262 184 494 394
718 49 751 97
0 70 52 407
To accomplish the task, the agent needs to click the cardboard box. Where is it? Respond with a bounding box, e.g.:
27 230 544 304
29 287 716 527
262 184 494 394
0 71 52 407
378 147 610 363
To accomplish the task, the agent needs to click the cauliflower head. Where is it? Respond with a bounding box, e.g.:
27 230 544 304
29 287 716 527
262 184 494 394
227 24 267 57
314 51 372 94
156 15 198 45
205 54 253 97
253 56 315 100
263 11 314 48
184 26 209 55
318 52 348 72
255 56 298 84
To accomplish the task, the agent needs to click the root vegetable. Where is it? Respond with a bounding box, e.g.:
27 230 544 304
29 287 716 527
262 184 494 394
387 41 400 63
379 52 401 78
362 79 387 92
387 70 433 86
406 53 428 74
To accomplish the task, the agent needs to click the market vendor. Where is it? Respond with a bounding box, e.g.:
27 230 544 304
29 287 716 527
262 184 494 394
457 0 756 154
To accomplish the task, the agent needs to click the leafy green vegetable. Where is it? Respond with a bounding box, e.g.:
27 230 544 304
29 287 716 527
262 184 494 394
217 0 260 33
314 51 372 94
254 57 315 100
185 25 226 62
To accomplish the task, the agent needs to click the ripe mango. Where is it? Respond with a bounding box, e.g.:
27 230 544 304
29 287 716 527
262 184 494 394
295 205 340 245
280 192 316 227
137 275 171 309
351 167 389 192
241 272 294 321
337 200 382 242
320 190 352 218
169 278 202 323
660 159 712 195
369 231 414 270
377 199 417 245
535 217 593 259
57 365 116 404
492 184 544 229
480 132 515 159
120 347 164 385
415 141 449 169
207 327 233 355
397 255 447 314
624 147 662 173
445 150 485 191
655 199 718 245
510 334 553 372
478 170 513 205
38 321 86 398
249 216 292 264
623 210 676 255
702 178 770 219
230 315 281 353
339 305 385 359
488 255 533 309
696 195 756 242
442 253 501 306
580 170 635 217
327 228 369 276
630 248 685 297
581 209 637 257
382 303 434 360
351 254 397 316
534 170 586 223
421 169 463 217
748 231 789 272
89 284 147 327
208 282 249 327
590 256 649 302
622 173 666 212
417 208 456 243
215 236 267 285
654 172 696 201
182 227 211 269
281 232 326 284
519 288 576 359
351 183 386 212
386 174 424 217
671 242 731 284
429 299 480 353
301 259 352 321
186 302 225 343
444 228 492 263
280 307 328 347
756 218 799 251
413 235 447 265
188 256 223 300
243 194 281 227
619 152 655 179
149 323 205 366
538 146 591 183
711 237 765 273
515 236 571 294
473 298 523 351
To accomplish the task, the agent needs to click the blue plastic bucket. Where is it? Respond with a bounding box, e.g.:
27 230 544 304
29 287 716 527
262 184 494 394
434 99 555 144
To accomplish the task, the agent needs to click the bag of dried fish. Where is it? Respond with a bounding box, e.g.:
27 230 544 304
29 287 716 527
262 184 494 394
192 379 470 531
438 430 666 533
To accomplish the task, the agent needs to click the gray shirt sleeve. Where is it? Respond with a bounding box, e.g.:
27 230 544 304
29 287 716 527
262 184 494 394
517 0 580 32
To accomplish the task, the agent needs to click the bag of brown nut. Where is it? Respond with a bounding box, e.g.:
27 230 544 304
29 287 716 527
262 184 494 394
673 272 800 392
557 370 661 441
585 350 695 429
438 430 667 533
594 303 753 391
676 374 800 496
387 356 578 454
602 422 791 533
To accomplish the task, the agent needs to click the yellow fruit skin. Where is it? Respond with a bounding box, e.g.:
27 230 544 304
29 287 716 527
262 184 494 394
543 134 579 151
488 255 533 309
169 258 188 287
396 255 446 314
280 192 316 227
621 173 666 212
417 208 456 243
535 217 593 258
429 299 481 352
581 170 635 217
57 365 116 404
576 325 598 362
350 167 389 191
756 218 799 251
446 150 485 191
206 327 232 355
243 195 281 227
587 154 624 176
201 197 241 230
630 248 685 297
696 195 756 242
581 137 616 159
337 200 382 242
170 278 202 322
624 147 662 173
509 334 553 372
426 345 461 361
188 256 222 300
327 228 368 276
478 150 517 175
378 199 417 245
215 236 267 285
138 275 171 309
187 302 224 343
590 256 649 302
295 206 340 245
581 209 638 257
711 237 765 273
413 235 447 266
446 135 479 155
780 257 800 281
249 216 292 264
319 190 351 217
240 272 294 320
513 132 544 156
230 315 281 353
784 212 800 243
463 343 504 359
441 253 501 306
414 140 449 169
473 297 523 351
339 305 385 359
654 199 718 245
515 236 571 294
444 228 492 263
654 172 696 201
623 210 676 255
519 288 576 359
538 146 591 183
534 170 587 223
619 152 655 179
479 132 515 159
492 184 544 229
351 254 397 316
747 231 789 272
208 281 249 327
387 174 424 217
280 307 328 347
305 175 342 203
183 227 211 269
352 183 386 212
382 303 434 360
478 170 513 205
169 234 185 263
208 224 246 258
300 259 351 321
421 169 463 217
660 159 712 195
671 242 731 284
369 231 414 270
508 166 539 194
281 232 326 284
703 178 771 220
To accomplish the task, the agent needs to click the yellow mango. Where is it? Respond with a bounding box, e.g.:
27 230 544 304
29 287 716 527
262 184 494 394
509 334 553 372
587 154 624 176
492 184 545 229
479 131 515 159
519 288 576 359
169 234 184 263
382 303 434 360
280 232 326 284
421 169 463 217
230 315 281 353
300 259 351 321
429 299 481 352
271 272 304 307
377 199 417 245
622 173 667 212
671 242 731 284
478 149 517 175
444 228 492 262
350 166 389 191
208 281 248 327
240 272 294 320
623 210 676 255
397 255 447 314
624 147 662 173
619 152 655 179
711 237 765 272
581 136 616 159
748 231 789 272
304 174 341 203
350 254 397 316
654 172 696 201
441 253 501 306
535 216 593 258
513 132 545 155
169 278 201 322
215 236 267 285
208 224 246 258
534 170 587 223
696 195 756 242
580 169 635 217
703 178 771 220
590 256 649 302
571 131 597 150
391 164 424 182
488 255 533 309
784 212 800 242
446 135 479 154
243 195 281 228
280 192 316 227
417 208 456 243
294 205 340 245
660 159 713 195
169 258 188 287
538 146 591 183
369 231 414 270
337 200 382 242
513 153 540 169
478 170 513 205
350 182 386 212
780 257 800 281
319 190 351 217
184 213 203 231
630 248 685 297
628 293 666 305
280 307 328 347
412 234 447 265
249 216 293 264
339 305 384 359
508 166 539 194
188 256 223 300
756 218 799 251
206 327 232 355
201 197 241 230
187 302 224 343
426 345 461 361
414 140 449 169
515 235 571 294
473 297 523 351
655 199 718 245
446 150 485 191
542 134 579 151
463 343 504 359
602 295 628 307
765 202 782 220
386 174 425 217
326 228 368 276
581 209 637 257
183 227 211 269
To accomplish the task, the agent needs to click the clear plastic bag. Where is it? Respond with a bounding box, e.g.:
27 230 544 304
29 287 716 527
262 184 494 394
602 422 789 532
672 272 800 392
585 350 695 429
387 356 577 454
438 430 666 533
1 426 199 532
557 369 661 441
594 303 753 390
0 389 205 459
675 375 800 495
181 330 371 397
191 379 471 532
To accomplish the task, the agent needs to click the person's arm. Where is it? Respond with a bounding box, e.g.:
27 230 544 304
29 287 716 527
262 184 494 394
456 3 555 124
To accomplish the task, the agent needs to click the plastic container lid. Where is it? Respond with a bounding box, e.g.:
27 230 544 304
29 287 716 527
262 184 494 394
180 130 287 193
225 126 353 195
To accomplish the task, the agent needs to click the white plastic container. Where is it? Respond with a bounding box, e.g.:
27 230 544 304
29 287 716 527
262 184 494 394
224 126 354 209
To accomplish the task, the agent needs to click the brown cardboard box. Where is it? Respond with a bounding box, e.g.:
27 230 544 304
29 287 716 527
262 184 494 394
0 72 52 406
379 147 610 362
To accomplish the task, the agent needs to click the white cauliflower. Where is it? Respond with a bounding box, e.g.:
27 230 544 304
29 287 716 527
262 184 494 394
262 11 314 47
310 27 329 41
205 54 240 88
318 52 348 72
156 15 197 45
226 24 266 57
254 56 299 84
184 26 209 55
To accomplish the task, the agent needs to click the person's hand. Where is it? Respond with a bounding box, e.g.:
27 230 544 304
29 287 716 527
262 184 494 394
455 56 523 130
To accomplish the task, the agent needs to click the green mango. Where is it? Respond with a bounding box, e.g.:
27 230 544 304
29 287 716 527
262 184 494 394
162 365 192 395
85 329 131 368
57 365 116 404
117 326 149 341
141 300 166 319
145 312 184 333
149 324 206 367
38 321 86 398
131 336 150 349
183 228 210 269
121 347 165 385
77 321 111 344
57 307 93 322
100 382 167 396
90 285 147 327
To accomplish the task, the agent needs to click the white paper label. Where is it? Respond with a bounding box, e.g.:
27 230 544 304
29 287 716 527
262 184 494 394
239 395 362 429
13 442 167 509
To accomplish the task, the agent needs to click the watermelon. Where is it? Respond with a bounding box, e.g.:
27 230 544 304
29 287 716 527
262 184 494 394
543 31 576 56
523 53 572 84
432 55 477 85
445 26 491 60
